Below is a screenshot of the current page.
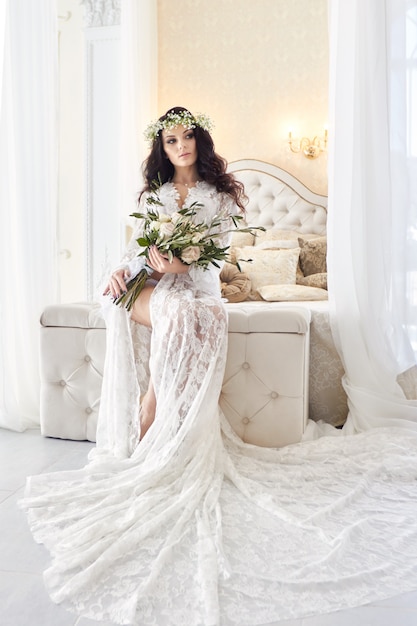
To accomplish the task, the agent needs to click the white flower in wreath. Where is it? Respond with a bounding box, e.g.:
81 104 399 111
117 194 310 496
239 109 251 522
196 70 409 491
144 111 214 146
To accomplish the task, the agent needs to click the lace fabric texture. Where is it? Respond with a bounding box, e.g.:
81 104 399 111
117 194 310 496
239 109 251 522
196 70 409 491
20 183 417 625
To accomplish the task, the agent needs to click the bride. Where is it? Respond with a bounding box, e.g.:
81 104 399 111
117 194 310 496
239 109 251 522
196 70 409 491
101 105 245 447
20 107 417 626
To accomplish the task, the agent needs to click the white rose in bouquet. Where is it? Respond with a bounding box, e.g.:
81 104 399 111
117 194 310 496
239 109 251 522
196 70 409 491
181 246 201 264
114 178 263 311
191 232 204 243
170 212 183 224
159 221 176 239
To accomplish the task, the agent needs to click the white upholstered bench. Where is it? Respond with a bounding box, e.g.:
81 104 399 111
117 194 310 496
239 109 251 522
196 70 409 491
40 301 311 448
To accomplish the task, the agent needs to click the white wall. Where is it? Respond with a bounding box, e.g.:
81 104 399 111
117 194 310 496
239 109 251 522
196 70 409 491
57 0 84 302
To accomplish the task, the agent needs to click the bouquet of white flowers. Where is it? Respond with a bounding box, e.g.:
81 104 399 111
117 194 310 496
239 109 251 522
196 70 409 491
115 178 261 311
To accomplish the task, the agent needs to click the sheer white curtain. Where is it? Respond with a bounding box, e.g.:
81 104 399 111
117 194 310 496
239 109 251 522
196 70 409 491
0 1 5 98
0 0 58 431
328 0 417 432
118 0 157 236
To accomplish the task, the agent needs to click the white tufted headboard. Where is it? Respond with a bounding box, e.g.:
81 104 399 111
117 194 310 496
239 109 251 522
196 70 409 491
228 159 327 235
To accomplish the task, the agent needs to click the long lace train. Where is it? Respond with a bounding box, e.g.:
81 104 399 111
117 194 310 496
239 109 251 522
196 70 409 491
22 421 417 625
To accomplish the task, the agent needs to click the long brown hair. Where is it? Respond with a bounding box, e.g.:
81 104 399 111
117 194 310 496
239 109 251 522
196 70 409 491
140 107 246 211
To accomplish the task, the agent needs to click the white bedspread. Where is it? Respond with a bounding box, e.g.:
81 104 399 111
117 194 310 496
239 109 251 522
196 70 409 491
294 300 348 426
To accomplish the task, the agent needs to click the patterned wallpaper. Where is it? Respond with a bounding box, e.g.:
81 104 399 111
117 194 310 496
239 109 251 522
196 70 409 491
157 0 329 194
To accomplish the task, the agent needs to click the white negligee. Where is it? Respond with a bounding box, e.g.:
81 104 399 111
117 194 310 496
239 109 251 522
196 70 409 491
20 182 417 625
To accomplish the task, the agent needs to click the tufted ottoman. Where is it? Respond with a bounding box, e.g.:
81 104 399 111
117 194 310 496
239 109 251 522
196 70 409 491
40 303 106 442
221 302 310 447
40 302 311 448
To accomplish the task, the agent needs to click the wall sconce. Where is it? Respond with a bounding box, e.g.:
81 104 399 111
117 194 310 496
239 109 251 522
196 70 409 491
288 128 328 159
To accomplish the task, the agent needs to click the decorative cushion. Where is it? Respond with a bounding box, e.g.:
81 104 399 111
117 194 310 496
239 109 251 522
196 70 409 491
298 236 327 276
255 229 303 245
258 284 328 302
220 262 251 303
255 229 320 246
228 229 255 264
255 239 299 250
231 229 255 247
234 246 300 301
252 237 306 284
297 272 328 290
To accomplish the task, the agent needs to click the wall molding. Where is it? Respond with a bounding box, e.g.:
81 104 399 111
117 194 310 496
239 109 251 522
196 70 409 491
85 25 121 298
82 0 121 28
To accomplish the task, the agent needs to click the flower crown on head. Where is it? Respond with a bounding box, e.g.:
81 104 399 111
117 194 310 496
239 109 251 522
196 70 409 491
144 110 214 146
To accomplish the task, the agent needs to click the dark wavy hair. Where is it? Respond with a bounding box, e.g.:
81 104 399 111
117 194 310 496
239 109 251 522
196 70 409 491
140 107 246 211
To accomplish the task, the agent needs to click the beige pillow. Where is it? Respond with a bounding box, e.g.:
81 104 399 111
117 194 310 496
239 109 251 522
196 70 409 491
255 229 321 246
234 246 300 301
228 230 255 264
258 284 328 302
220 262 251 303
255 239 299 250
298 236 327 276
297 272 328 290
255 229 302 245
256 240 305 288
231 229 255 248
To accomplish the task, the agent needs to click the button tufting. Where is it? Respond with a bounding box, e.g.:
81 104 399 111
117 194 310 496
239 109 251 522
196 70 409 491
242 362 250 369
59 380 66 387
242 417 250 425
271 391 279 399
85 407 93 414
84 355 91 362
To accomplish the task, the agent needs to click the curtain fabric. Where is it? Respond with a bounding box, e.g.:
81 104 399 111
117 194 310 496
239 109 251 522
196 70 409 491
0 0 6 100
118 0 157 239
0 0 58 430
328 0 417 432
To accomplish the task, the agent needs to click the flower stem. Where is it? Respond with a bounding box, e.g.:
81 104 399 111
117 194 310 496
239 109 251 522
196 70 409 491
114 268 149 312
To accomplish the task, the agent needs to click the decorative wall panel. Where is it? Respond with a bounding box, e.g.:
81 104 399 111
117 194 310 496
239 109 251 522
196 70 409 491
85 24 121 298
82 0 121 27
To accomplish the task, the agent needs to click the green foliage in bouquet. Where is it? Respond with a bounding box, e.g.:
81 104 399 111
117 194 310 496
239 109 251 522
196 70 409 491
115 177 263 311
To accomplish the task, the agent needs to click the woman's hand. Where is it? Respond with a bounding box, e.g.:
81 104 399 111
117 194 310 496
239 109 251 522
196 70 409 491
147 246 189 275
103 267 130 298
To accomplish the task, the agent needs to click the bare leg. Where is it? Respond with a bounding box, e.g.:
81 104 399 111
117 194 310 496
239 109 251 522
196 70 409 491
130 284 157 438
140 378 156 439
130 284 155 328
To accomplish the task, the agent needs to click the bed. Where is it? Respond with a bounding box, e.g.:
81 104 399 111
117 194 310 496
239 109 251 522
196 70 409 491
224 159 347 427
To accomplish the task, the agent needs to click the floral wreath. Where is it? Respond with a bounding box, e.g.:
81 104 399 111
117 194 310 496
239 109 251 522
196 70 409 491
144 110 214 146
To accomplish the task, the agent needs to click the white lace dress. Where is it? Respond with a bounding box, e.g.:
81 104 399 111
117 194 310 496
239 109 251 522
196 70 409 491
20 182 417 626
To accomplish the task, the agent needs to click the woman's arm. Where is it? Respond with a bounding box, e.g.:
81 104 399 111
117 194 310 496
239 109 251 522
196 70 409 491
103 194 150 298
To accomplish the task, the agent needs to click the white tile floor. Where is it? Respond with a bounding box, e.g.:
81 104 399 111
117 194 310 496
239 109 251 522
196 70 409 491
2 428 417 626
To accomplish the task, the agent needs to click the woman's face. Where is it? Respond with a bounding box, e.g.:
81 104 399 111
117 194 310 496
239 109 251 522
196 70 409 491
161 125 198 169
